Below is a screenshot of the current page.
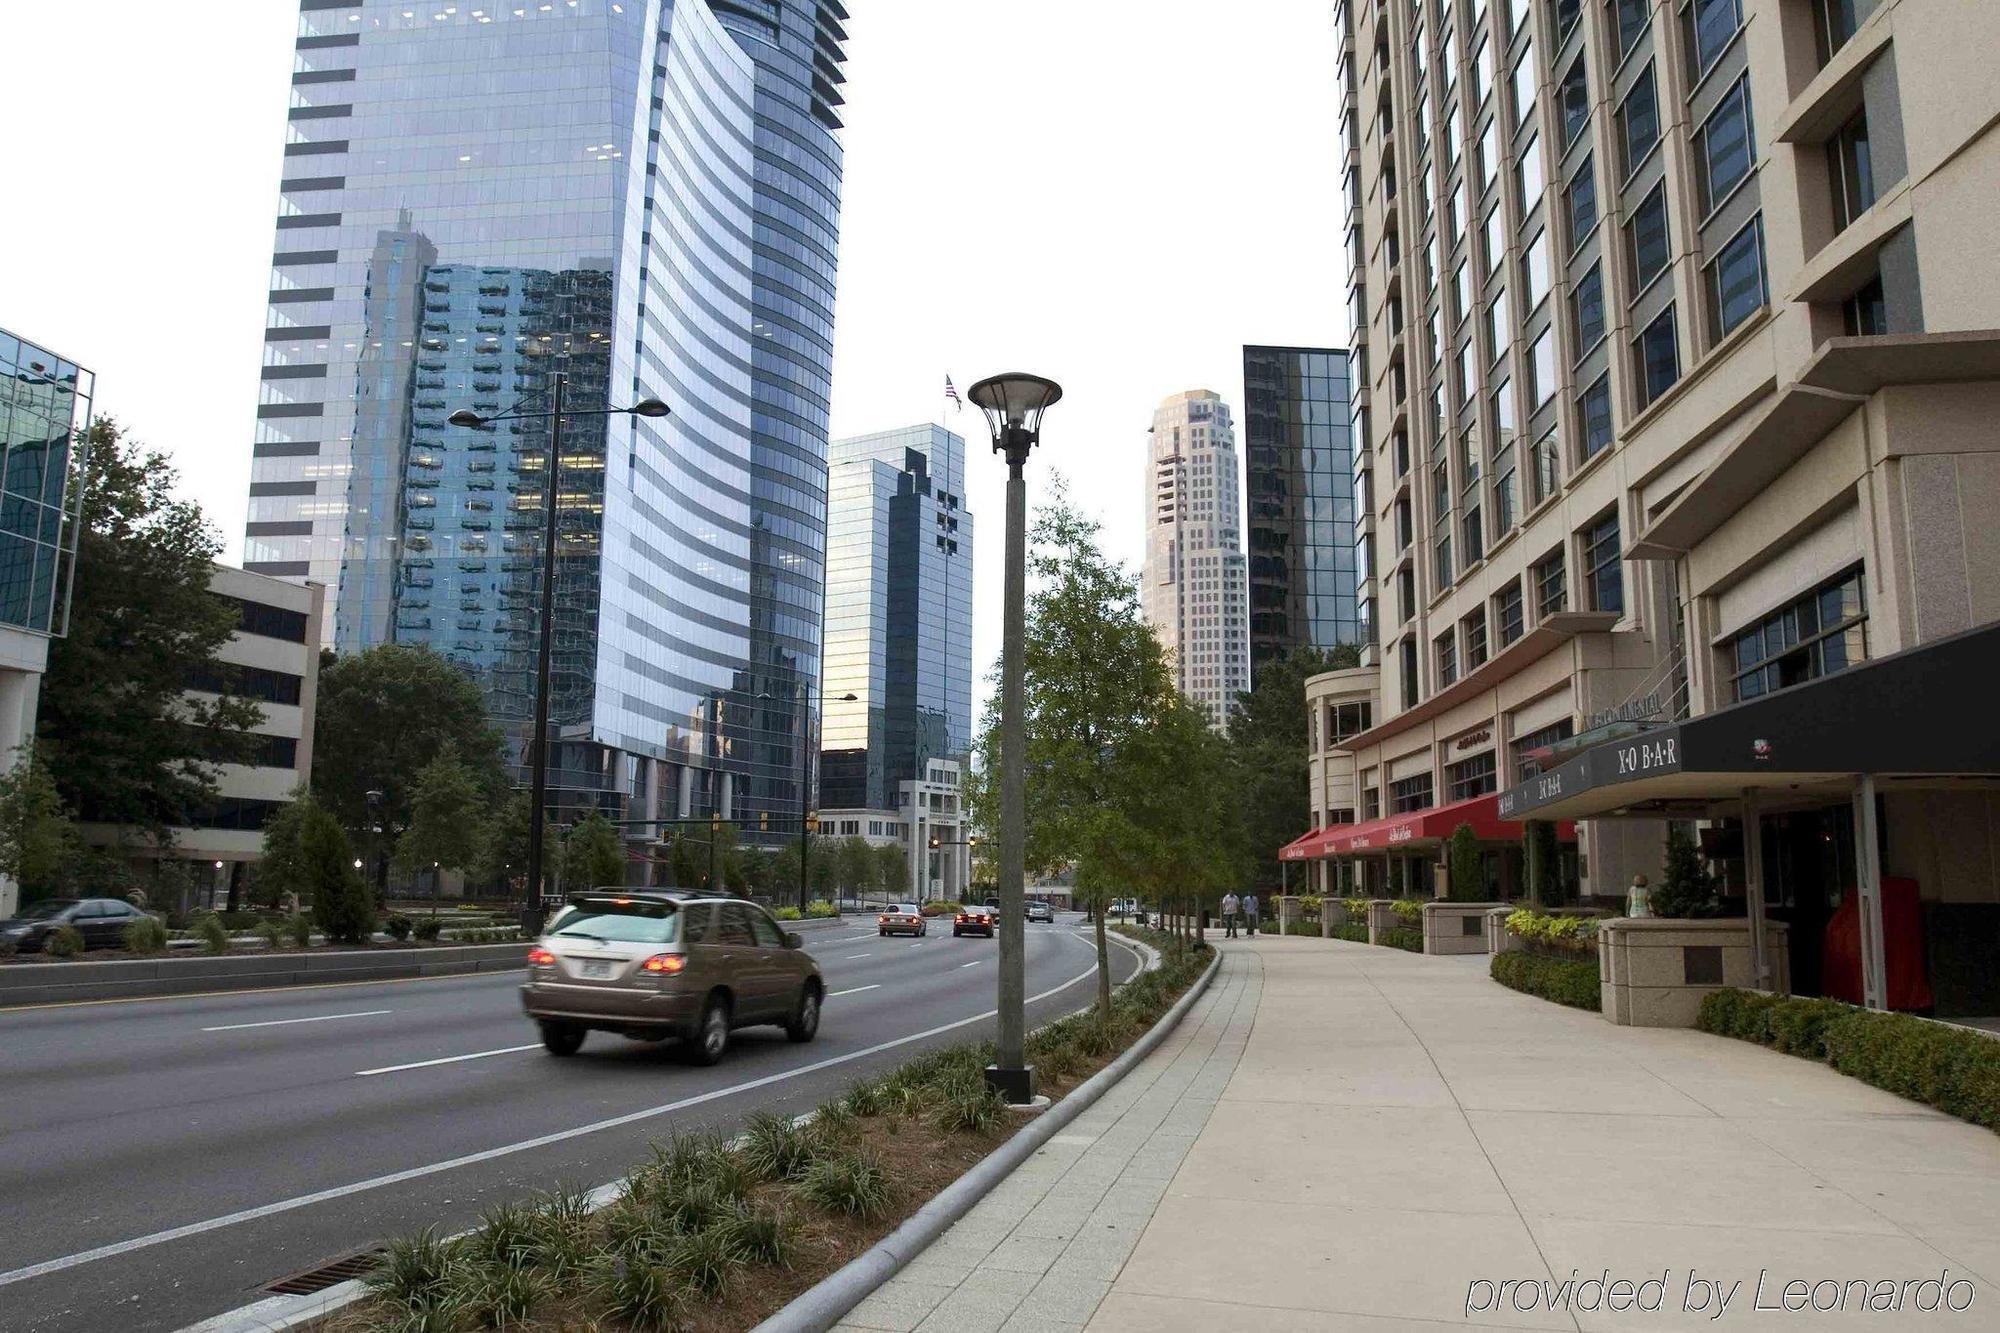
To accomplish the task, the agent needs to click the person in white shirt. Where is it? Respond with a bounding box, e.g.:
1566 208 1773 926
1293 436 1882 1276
1220 892 1241 938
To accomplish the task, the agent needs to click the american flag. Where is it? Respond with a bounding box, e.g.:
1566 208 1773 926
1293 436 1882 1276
944 375 962 412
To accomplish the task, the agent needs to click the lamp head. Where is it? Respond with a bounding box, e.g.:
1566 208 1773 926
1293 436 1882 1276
446 408 486 428
630 397 670 419
968 372 1062 465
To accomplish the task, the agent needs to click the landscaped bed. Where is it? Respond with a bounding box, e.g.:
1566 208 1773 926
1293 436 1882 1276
325 927 1213 1333
1488 910 1603 1010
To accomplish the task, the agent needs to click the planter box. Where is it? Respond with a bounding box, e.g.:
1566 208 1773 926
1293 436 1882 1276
1366 899 1398 945
1321 901 1355 935
1422 901 1504 955
1485 907 1520 954
1597 917 1791 1027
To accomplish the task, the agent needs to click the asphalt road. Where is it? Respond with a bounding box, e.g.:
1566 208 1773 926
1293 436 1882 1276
0 914 1134 1333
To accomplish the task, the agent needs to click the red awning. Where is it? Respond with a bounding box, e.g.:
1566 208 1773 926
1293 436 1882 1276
1277 827 1331 862
1318 792 1575 856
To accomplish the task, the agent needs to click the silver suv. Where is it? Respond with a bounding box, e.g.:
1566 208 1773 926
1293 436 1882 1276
520 892 823 1065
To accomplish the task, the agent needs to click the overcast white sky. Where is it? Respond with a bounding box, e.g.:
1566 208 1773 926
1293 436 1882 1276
0 0 1346 715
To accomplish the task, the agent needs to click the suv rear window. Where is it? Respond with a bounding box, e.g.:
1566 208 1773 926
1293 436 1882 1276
550 899 680 945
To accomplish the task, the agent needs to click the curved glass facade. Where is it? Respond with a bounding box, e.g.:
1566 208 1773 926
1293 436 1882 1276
245 0 845 844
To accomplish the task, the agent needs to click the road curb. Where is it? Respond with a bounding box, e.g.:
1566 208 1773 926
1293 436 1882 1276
751 938 1220 1333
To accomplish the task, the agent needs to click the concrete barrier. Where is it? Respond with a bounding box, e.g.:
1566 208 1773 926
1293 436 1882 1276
1421 900 1503 955
1597 917 1791 1026
0 942 530 1007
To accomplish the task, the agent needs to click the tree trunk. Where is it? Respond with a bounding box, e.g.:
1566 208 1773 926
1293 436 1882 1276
1195 894 1205 945
1093 905 1112 1019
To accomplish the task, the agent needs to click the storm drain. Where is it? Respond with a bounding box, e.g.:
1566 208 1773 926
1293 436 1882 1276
264 1247 384 1296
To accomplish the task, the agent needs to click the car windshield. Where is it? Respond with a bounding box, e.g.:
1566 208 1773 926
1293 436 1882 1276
892 904 919 916
550 901 680 945
15 899 78 920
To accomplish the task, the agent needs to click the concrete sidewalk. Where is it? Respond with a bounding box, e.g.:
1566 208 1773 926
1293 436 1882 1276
838 934 2000 1332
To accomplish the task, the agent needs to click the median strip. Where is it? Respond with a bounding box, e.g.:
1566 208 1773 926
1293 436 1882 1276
201 1009 392 1033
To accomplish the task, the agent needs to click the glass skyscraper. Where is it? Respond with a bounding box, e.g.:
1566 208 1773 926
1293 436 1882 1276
820 426 972 811
1242 345 1356 682
0 329 90 642
244 1 847 838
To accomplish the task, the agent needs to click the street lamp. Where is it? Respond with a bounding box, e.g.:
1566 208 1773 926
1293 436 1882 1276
968 371 1063 1105
447 381 668 934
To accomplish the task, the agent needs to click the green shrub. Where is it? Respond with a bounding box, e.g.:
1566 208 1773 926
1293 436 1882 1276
44 924 85 958
1330 922 1369 943
285 913 313 948
413 918 443 942
663 1224 741 1297
719 1200 795 1270
256 919 285 951
1446 822 1485 902
1503 908 1599 954
772 905 802 921
1491 950 1602 1011
1380 927 1424 952
794 1148 892 1220
1767 997 1852 1059
930 1079 1005 1134
385 913 413 941
1340 897 1370 918
1653 821 1722 918
192 913 232 955
580 1250 688 1331
365 1227 466 1313
804 900 837 919
122 915 168 955
1388 899 1425 925
738 1111 819 1182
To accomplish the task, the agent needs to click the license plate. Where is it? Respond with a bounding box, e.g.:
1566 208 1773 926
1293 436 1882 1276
580 960 613 979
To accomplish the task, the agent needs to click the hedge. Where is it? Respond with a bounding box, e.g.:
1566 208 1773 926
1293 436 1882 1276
1491 950 1602 1010
1330 923 1369 943
1380 927 1423 952
1698 989 2000 1131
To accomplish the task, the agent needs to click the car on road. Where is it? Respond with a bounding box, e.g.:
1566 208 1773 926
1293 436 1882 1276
0 898 154 953
878 903 927 937
1024 899 1055 923
520 891 823 1064
953 906 995 937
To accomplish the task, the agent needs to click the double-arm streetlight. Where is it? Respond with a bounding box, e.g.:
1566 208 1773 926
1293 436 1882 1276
447 373 668 931
968 371 1063 1105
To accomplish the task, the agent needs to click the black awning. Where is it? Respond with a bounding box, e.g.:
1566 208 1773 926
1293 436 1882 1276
1497 621 2000 821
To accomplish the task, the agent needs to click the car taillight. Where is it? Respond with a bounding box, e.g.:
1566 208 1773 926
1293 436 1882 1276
955 914 966 922
527 948 556 966
878 914 889 923
641 954 687 974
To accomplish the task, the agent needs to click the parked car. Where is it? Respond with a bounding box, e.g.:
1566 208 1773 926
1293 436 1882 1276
878 903 926 937
953 906 995 938
520 891 822 1064
1024 899 1055 923
0 898 152 953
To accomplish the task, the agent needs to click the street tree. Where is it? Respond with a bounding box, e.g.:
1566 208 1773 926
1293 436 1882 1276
39 420 264 841
255 788 321 910
1226 644 1360 894
301 803 373 943
391 746 486 889
476 791 557 893
873 842 909 902
568 811 626 889
835 836 875 899
0 747 79 906
311 644 507 860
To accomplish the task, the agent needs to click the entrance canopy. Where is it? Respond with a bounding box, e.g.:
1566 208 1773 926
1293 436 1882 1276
1496 622 2000 823
1289 792 1575 859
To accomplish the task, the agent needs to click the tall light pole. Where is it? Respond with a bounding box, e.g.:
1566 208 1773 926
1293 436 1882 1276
968 371 1062 1105
448 378 668 933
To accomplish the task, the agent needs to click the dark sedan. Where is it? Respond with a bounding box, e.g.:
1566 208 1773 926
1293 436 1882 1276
0 898 152 953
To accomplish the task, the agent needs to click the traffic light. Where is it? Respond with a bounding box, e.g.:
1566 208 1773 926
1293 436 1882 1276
928 835 940 850
806 812 820 834
759 811 770 832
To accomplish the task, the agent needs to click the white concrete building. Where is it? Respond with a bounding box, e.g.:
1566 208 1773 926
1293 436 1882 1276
1142 389 1250 730
817 757 970 902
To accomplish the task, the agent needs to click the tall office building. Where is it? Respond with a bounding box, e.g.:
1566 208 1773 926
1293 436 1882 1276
1142 390 1248 730
1310 0 2000 920
1242 345 1358 682
244 0 848 843
819 425 972 812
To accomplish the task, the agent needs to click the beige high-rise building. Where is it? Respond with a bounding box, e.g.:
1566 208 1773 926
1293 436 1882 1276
1311 0 2000 1009
1142 390 1249 730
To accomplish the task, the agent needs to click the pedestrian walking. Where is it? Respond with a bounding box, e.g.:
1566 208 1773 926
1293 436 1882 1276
1242 892 1260 936
1221 891 1240 937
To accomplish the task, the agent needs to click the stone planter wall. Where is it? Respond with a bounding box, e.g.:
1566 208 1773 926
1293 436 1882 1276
1597 917 1791 1027
1366 899 1397 945
1485 907 1521 954
1421 901 1504 955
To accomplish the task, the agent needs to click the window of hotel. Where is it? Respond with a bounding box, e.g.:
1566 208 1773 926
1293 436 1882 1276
1528 327 1558 408
1446 750 1499 801
1487 287 1512 362
1513 44 1538 129
1565 157 1598 250
1458 341 1477 408
1812 0 1863 64
1558 58 1589 148
1396 495 1413 550
1635 305 1681 408
1554 0 1582 41
1578 372 1614 459
1329 700 1374 740
1495 581 1526 646
1445 105 1463 169
1519 135 1545 214
1452 261 1472 326
1572 263 1605 352
1435 525 1455 590
1843 273 1887 336
1698 77 1755 213
1412 25 1428 83
1523 229 1551 310
1492 376 1516 438
1728 565 1867 701
1464 606 1490 669
1464 500 1485 566
1362 785 1382 820
1828 108 1875 232
1619 65 1660 177
1390 771 1436 814
1484 207 1507 274
1532 426 1561 502
1479 120 1500 195
1687 0 1742 79
1511 718 1574 778
1453 176 1471 243
1444 21 1460 90
1436 628 1459 688
1494 442 1519 533
1508 0 1534 38
1429 305 1445 364
1534 547 1567 616
1400 637 1420 706
1611 0 1650 57
1474 35 1494 105
1708 216 1768 340
1398 564 1417 621
1628 183 1670 292
1395 429 1412 477
1582 509 1623 614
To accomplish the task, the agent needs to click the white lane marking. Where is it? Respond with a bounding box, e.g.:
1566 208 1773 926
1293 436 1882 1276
828 984 880 998
908 941 924 948
0 959 1107 1290
958 960 983 969
201 1009 393 1033
843 952 873 960
355 1044 541 1077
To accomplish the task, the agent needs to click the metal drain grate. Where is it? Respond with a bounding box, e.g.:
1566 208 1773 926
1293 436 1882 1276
264 1247 383 1296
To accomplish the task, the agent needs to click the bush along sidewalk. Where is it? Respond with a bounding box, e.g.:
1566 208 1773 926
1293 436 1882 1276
1698 989 2000 1131
333 936 1213 1333
1491 950 1602 1011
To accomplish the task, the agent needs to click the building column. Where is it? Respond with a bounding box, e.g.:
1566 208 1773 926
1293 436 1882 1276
1743 792 1772 990
1854 774 1889 1010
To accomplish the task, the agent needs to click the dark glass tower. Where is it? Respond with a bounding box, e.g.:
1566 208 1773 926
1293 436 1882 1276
1242 345 1356 683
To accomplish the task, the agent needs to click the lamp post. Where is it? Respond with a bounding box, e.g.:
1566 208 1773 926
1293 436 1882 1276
448 378 668 934
968 371 1063 1105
